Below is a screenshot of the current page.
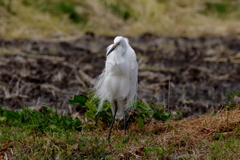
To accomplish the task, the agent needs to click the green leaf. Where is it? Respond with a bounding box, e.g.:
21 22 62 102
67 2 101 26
162 115 171 122
97 119 103 131
49 124 57 130
69 95 88 106
153 108 171 122
153 109 163 120
84 110 95 120
73 118 82 128
102 102 111 111
64 119 71 125
234 91 240 97
0 105 82 132
225 140 236 153
226 91 234 102
0 117 6 122
143 147 164 156
182 133 190 138
167 124 173 130
136 100 153 117
3 110 21 119
0 104 3 114
148 102 154 109
174 110 183 120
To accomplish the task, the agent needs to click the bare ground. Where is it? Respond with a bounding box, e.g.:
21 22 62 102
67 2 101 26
1 34 240 117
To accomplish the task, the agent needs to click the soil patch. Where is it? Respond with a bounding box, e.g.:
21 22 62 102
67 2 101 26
1 34 240 117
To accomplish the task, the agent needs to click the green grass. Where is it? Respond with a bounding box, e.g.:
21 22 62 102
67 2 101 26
1 115 239 159
1 126 107 159
0 94 240 159
0 105 81 133
208 136 240 159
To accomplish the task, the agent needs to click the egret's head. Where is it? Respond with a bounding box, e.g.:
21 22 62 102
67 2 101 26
113 36 123 44
106 36 126 56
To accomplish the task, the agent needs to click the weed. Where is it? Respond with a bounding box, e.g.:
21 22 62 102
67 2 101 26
226 91 240 108
214 133 224 140
208 136 240 159
69 94 174 131
69 93 112 126
152 105 172 122
174 110 183 120
0 105 82 133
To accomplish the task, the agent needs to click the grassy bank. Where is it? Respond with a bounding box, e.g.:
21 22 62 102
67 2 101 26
0 104 240 159
1 0 240 39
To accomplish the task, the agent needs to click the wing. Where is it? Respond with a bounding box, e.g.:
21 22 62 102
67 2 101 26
123 37 129 44
130 60 138 98
126 48 138 108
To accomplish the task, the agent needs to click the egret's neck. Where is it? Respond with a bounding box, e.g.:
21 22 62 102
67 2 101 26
114 49 124 65
120 39 127 55
106 39 127 65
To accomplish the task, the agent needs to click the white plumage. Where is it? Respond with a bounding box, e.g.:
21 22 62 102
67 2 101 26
94 36 138 120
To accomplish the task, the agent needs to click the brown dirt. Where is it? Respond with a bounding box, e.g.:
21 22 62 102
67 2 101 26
1 33 240 117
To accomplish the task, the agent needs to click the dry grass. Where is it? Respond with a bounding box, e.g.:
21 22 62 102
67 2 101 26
0 1 81 40
107 107 240 145
146 108 239 145
69 107 240 159
100 107 240 158
1 0 240 39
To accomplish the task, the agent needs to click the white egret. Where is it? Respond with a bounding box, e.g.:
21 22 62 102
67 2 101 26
93 36 138 141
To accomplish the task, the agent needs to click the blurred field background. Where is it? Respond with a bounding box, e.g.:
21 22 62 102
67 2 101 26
1 0 240 39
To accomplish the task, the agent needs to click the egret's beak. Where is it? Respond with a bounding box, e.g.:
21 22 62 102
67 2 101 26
106 42 120 56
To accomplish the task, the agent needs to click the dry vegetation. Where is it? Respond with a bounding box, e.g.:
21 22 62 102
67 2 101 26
103 107 240 159
1 0 240 39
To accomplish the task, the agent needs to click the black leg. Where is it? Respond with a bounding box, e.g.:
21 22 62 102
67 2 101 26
107 101 118 141
123 109 129 143
124 110 127 136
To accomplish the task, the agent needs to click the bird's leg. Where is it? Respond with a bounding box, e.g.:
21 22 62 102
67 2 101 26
123 98 128 136
124 109 127 136
123 99 129 143
107 101 118 141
